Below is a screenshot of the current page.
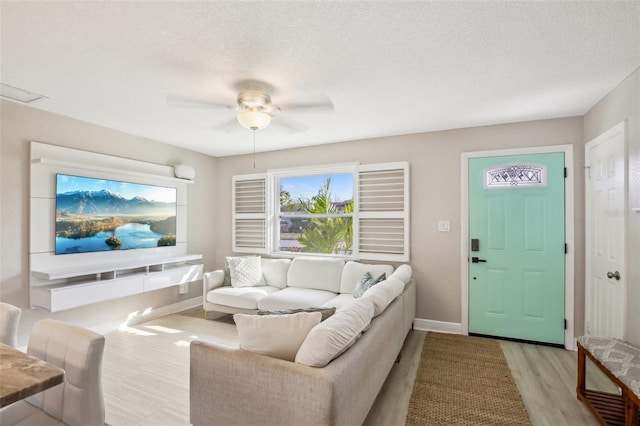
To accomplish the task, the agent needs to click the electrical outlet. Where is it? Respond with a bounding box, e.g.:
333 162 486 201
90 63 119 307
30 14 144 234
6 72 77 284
437 220 450 232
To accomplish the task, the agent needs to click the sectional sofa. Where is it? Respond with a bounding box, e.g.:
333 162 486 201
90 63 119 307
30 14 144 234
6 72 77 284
190 256 415 426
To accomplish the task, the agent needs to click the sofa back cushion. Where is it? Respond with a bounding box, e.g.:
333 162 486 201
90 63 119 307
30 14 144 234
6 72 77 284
339 261 394 294
295 297 375 367
389 264 412 284
234 311 322 361
361 276 405 317
261 258 291 289
287 257 345 293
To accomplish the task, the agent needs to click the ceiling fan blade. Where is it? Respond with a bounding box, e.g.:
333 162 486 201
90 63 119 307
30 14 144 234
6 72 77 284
166 94 234 110
272 115 310 133
276 94 334 112
211 117 240 133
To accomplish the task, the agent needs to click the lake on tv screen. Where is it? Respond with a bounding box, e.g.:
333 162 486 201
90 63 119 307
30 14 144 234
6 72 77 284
56 222 172 254
55 174 178 255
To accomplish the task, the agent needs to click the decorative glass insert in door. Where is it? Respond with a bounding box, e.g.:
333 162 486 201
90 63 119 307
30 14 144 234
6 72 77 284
484 163 547 189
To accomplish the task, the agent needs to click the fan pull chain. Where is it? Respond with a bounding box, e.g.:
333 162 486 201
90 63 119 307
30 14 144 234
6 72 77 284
252 129 256 169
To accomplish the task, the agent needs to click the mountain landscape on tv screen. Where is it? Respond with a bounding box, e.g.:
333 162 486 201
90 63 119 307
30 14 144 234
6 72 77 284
55 189 177 254
56 189 176 216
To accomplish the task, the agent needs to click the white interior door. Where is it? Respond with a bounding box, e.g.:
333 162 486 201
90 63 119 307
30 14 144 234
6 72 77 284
585 122 626 339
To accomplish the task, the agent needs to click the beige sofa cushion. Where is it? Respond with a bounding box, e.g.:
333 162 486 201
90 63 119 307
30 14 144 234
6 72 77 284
295 297 375 367
287 257 345 292
234 311 322 361
389 264 412 284
339 261 394 294
207 286 281 310
261 258 291 289
257 287 338 311
321 293 355 310
361 277 405 317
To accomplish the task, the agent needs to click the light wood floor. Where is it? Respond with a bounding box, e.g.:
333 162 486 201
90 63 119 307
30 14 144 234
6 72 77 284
102 309 615 426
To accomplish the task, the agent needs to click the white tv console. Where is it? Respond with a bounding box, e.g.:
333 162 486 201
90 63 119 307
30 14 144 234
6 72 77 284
30 254 203 312
29 141 204 313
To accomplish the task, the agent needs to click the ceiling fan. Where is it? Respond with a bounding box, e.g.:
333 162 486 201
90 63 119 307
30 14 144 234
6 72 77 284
167 82 334 133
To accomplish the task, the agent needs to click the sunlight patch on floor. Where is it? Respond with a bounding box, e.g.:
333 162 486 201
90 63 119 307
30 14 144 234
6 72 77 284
118 326 156 336
143 325 183 334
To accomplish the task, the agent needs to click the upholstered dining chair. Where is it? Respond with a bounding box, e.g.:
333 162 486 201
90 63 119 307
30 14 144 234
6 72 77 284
0 319 106 426
0 302 21 347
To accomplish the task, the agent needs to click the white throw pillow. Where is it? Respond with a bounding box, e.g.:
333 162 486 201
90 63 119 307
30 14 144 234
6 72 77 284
295 297 375 367
228 256 265 287
260 258 291 289
361 277 405 317
389 264 412 284
234 312 322 361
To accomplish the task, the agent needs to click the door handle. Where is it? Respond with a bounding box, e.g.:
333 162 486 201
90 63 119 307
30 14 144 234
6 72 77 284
471 257 487 263
607 271 621 280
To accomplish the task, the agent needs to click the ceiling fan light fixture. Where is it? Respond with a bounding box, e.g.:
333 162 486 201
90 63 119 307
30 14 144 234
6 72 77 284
237 110 271 130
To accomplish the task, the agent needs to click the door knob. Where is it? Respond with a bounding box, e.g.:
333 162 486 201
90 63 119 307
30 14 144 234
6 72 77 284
471 257 487 263
607 271 621 280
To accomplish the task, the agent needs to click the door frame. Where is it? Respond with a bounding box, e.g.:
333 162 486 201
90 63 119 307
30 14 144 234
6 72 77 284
461 145 575 350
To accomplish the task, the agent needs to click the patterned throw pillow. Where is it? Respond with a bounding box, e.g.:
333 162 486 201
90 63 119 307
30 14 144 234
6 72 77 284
227 256 265 287
223 257 232 286
257 307 337 322
353 272 386 298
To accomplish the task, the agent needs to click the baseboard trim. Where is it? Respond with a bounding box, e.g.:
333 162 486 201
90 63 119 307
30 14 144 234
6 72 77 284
413 318 463 334
90 297 202 335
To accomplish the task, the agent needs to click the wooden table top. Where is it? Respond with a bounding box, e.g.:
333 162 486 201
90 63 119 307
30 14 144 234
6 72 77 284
0 343 65 407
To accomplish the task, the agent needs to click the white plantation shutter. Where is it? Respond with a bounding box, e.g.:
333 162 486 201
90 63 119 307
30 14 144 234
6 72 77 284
232 174 268 253
357 162 409 261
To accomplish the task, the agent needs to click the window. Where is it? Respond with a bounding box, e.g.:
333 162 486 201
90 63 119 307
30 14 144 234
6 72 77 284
484 163 547 189
232 162 409 261
278 172 354 255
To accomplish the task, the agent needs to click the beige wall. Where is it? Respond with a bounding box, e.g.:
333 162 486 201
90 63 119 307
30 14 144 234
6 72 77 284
584 67 640 345
1 96 598 345
0 100 218 347
214 117 586 332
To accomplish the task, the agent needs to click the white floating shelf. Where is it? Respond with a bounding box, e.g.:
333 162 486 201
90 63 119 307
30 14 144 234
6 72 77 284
30 254 204 312
32 253 203 281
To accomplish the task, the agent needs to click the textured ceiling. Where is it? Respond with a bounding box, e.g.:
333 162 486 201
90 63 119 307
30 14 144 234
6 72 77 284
1 1 639 157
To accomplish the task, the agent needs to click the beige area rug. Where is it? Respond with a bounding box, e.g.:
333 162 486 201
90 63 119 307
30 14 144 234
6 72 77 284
406 332 531 426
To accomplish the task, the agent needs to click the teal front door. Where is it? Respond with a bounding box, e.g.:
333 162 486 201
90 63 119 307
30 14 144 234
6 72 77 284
468 153 565 345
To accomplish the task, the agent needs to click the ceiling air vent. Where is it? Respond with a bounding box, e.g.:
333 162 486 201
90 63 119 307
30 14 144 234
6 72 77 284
1 83 48 103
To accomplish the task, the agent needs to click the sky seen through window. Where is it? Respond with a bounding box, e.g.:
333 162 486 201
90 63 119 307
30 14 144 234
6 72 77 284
280 173 353 203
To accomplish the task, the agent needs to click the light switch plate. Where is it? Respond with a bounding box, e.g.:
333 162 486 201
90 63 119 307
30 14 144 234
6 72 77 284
438 220 450 232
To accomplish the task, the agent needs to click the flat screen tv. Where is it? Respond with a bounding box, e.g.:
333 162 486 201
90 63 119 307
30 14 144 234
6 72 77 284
55 174 177 255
